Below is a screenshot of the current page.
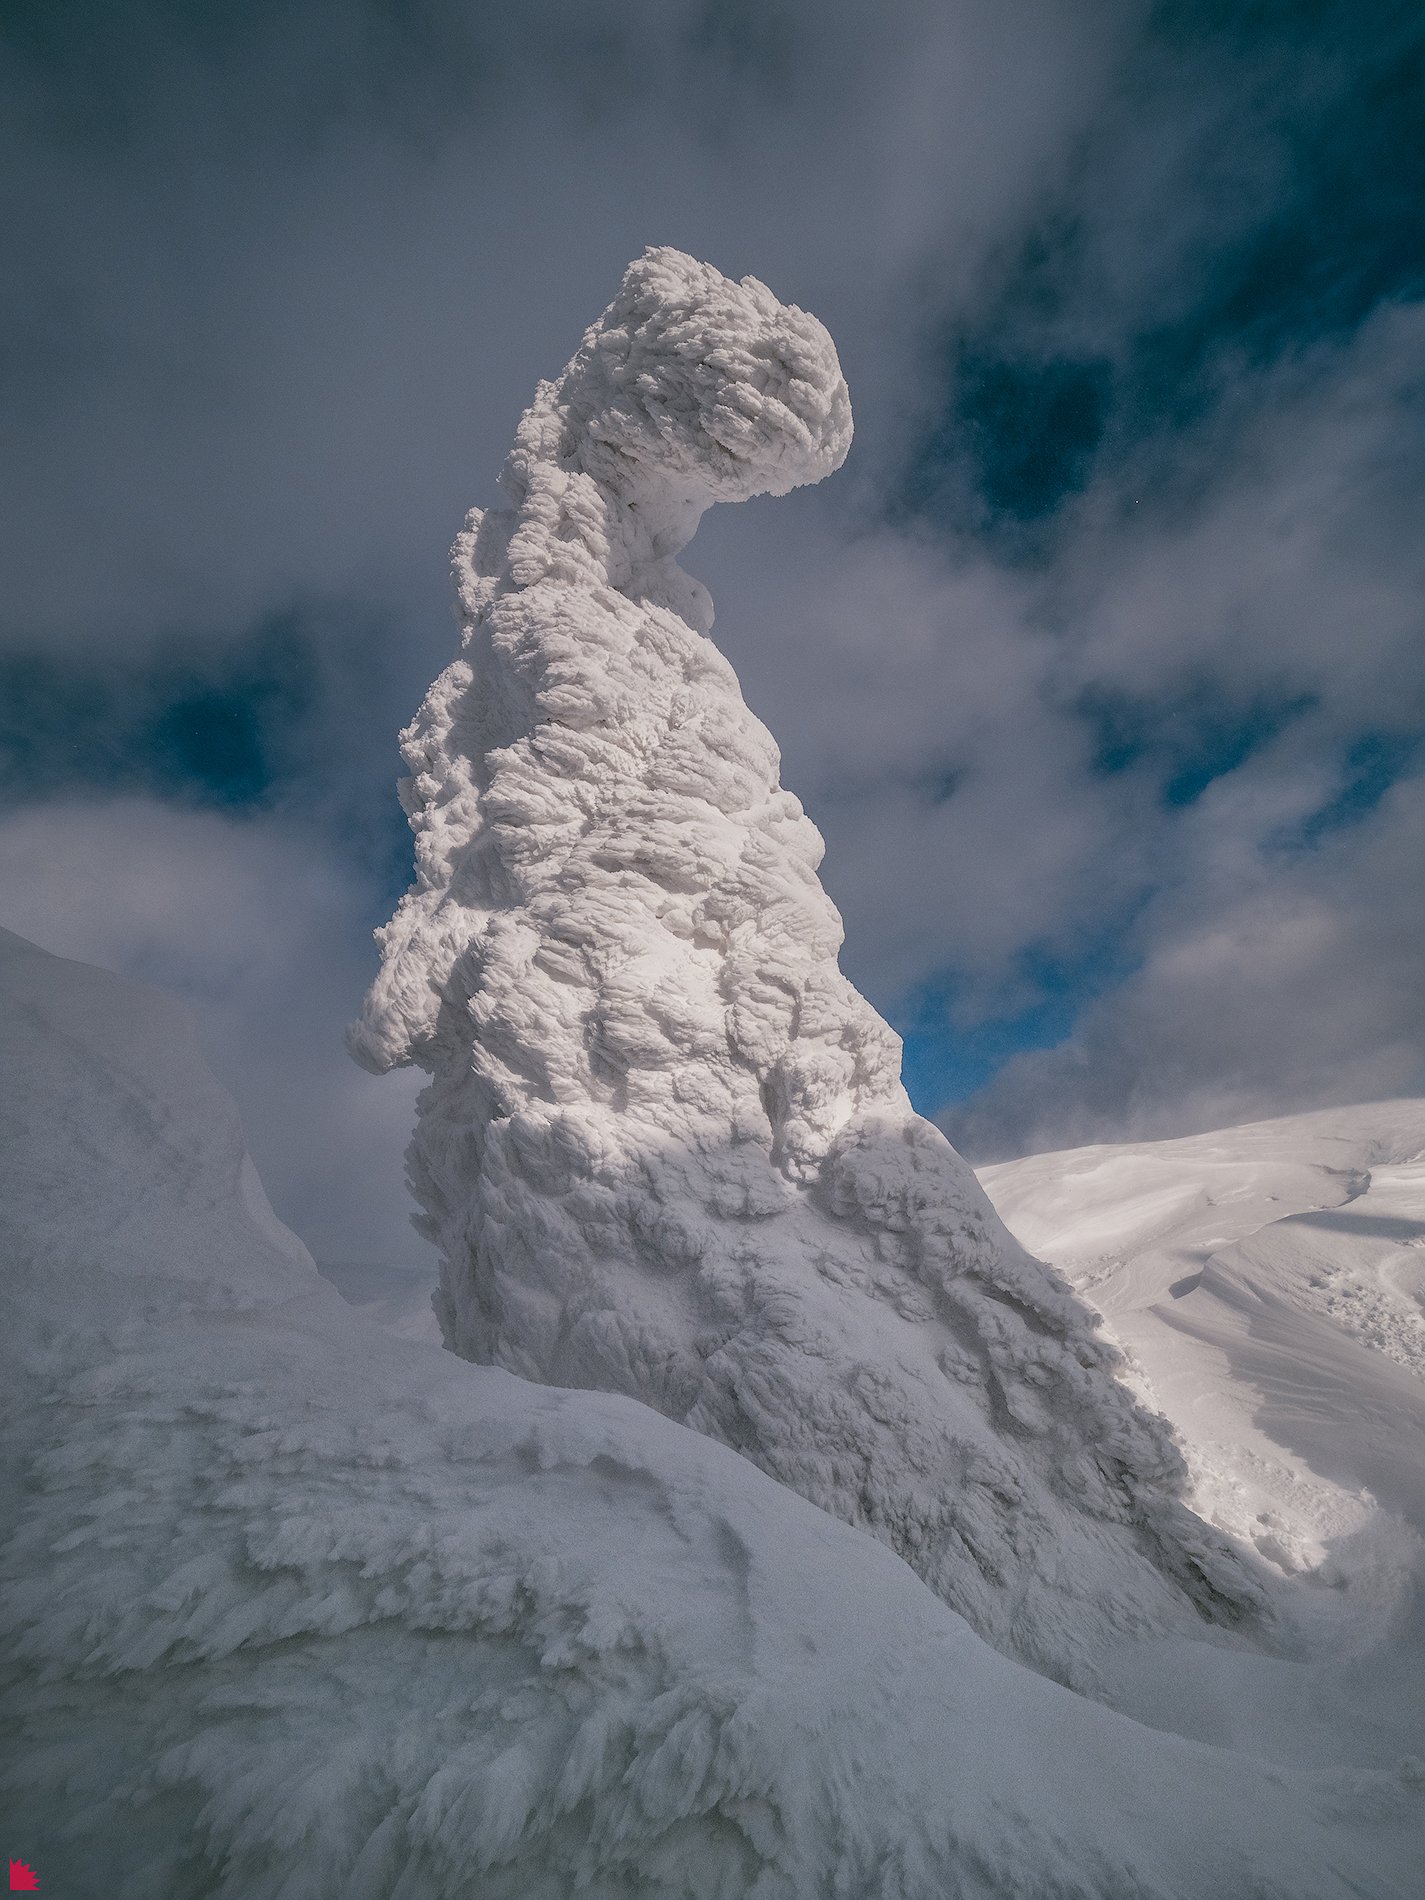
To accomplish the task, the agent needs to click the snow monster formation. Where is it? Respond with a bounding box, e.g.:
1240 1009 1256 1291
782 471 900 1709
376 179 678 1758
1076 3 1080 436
352 248 1264 1686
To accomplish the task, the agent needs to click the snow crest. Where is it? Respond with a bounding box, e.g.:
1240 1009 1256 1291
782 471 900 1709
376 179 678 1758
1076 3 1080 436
982 1105 1425 1586
352 248 1264 1682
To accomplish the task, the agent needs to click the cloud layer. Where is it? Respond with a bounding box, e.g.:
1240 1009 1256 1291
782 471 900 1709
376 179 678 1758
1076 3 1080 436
3 0 1422 1249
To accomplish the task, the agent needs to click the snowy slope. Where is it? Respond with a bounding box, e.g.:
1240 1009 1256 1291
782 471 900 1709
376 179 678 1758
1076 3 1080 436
319 1256 445 1343
350 248 1263 1687
981 1107 1425 1760
980 1104 1425 1568
5 930 1424 1898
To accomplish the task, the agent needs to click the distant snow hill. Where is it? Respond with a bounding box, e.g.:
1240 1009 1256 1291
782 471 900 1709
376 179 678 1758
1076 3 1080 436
4 927 1423 1896
981 1106 1425 1580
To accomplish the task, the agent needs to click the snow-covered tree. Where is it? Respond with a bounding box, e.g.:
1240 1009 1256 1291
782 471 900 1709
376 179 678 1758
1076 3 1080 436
352 248 1263 1685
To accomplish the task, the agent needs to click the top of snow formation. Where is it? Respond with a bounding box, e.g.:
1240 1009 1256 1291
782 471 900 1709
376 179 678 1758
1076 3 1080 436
470 245 851 641
516 245 851 518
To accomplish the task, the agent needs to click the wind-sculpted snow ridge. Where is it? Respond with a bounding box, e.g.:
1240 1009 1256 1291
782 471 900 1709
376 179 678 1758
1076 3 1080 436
982 1105 1425 1590
6 929 1422 1900
351 247 1266 1686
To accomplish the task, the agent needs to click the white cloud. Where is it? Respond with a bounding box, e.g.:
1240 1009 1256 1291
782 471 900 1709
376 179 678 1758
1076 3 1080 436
947 765 1425 1158
1063 302 1425 717
0 0 1137 656
0 798 428 1266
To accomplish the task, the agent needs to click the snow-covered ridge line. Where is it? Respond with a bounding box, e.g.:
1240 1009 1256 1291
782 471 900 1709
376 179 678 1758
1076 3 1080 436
351 247 1266 1685
981 1102 1425 1587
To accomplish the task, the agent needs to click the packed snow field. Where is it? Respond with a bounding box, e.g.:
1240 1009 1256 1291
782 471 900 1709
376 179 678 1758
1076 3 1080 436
4 252 1423 1894
982 1110 1425 1767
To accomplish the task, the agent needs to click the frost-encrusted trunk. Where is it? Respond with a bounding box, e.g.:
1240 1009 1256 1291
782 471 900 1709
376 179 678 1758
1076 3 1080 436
352 248 1264 1684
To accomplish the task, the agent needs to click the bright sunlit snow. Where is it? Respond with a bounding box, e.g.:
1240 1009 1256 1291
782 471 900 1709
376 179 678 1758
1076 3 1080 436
981 1107 1425 1762
982 1105 1425 1566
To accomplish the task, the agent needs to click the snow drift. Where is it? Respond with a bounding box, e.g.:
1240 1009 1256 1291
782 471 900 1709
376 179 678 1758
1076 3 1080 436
351 246 1262 1683
982 1105 1425 1586
980 1109 1425 1768
5 926 1422 1898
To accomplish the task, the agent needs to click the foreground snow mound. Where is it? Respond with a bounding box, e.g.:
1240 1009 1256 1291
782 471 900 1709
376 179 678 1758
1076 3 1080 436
982 1104 1425 1582
350 247 1262 1682
3 930 1421 1898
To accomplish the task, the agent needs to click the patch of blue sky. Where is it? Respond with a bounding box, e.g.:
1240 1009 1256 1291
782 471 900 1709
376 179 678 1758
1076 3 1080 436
1285 729 1424 848
0 607 418 917
1077 682 1317 807
895 935 1138 1119
899 1 1425 548
0 616 314 811
905 347 1113 534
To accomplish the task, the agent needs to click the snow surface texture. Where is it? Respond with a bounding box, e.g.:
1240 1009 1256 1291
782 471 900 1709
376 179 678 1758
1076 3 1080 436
980 1110 1425 1776
5 928 1423 1899
982 1105 1425 1595
351 247 1262 1685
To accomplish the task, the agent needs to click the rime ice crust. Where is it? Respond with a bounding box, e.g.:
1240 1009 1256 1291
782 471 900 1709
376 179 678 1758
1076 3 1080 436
352 248 1264 1682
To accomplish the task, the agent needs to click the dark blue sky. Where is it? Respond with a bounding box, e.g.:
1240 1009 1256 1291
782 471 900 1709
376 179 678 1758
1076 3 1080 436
3 0 1422 1257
